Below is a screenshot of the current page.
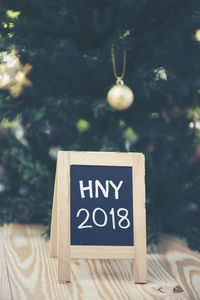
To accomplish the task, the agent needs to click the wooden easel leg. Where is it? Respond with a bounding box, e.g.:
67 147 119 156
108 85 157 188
133 223 147 284
49 158 59 258
57 151 71 283
133 154 147 284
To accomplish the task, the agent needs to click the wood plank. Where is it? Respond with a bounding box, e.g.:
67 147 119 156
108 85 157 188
157 235 200 299
49 158 58 258
70 246 134 259
132 153 147 283
57 151 71 282
3 224 72 300
0 226 12 300
3 224 200 300
70 151 137 166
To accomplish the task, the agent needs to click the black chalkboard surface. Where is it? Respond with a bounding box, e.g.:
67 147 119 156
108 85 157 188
70 165 133 246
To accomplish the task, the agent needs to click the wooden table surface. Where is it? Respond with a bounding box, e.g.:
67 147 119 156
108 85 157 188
0 224 200 300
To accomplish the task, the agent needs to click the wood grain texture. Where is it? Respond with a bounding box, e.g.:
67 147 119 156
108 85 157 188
70 246 134 259
0 226 12 300
49 157 58 258
57 151 71 282
70 151 141 166
1 224 200 300
132 153 147 283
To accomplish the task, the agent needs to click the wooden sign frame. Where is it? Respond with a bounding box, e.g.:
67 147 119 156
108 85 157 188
49 151 147 284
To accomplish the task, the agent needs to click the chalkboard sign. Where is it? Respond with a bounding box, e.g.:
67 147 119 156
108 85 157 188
49 151 146 284
71 165 133 246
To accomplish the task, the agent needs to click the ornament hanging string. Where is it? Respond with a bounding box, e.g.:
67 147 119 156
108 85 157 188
107 45 134 110
111 46 126 85
107 46 134 111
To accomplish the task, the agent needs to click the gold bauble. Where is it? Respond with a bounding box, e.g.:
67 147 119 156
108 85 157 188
107 82 134 111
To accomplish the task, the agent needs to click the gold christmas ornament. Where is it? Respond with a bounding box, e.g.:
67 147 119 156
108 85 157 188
107 46 134 110
107 78 134 110
194 29 200 42
0 46 32 98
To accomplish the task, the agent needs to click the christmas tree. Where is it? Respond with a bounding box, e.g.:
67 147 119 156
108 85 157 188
0 0 200 249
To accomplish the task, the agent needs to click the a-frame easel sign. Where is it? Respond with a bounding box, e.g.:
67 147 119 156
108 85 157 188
49 151 147 284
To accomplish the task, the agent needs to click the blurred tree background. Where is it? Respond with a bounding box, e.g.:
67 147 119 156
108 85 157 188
0 0 200 249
